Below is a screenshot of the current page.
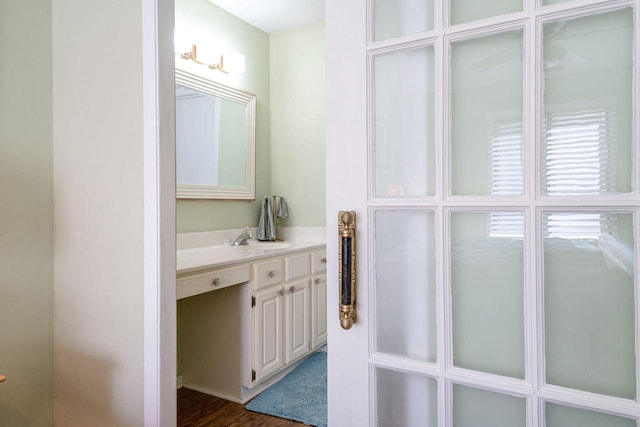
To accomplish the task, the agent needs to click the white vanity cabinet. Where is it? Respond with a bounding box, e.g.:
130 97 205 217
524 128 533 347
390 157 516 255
179 243 326 404
283 253 311 366
311 273 327 348
250 257 285 382
177 264 249 300
252 285 284 382
249 251 323 385
309 249 328 349
284 278 311 364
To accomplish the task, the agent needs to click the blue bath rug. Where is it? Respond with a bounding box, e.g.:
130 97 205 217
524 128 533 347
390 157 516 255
245 352 327 427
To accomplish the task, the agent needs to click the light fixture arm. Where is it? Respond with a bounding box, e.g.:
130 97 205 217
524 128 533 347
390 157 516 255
180 44 228 73
209 56 228 74
180 44 204 65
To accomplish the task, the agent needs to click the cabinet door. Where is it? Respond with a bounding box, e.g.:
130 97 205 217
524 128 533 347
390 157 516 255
285 278 311 364
311 274 327 349
253 287 284 383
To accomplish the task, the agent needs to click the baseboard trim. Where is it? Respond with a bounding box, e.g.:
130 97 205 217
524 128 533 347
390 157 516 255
182 383 244 404
181 351 324 404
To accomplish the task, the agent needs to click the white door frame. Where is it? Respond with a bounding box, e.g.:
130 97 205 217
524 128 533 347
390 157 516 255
142 0 177 425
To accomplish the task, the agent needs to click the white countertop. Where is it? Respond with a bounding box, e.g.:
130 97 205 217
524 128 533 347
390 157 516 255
177 240 326 275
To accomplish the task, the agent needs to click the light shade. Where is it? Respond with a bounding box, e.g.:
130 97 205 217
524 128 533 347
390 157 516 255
223 51 246 74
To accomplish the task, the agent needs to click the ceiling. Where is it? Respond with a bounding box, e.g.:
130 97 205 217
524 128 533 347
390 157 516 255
207 0 324 34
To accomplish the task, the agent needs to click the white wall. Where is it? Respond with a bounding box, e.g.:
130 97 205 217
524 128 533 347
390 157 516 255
0 0 53 425
52 0 147 424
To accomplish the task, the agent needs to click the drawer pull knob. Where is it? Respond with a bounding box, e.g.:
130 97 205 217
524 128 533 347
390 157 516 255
278 289 284 296
314 278 320 285
212 278 221 287
267 270 275 278
321 257 327 264
289 286 295 294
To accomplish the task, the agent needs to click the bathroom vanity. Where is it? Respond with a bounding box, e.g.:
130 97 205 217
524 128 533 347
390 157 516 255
177 232 326 403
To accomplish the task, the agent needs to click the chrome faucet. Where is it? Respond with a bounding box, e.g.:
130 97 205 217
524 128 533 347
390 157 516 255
231 227 254 246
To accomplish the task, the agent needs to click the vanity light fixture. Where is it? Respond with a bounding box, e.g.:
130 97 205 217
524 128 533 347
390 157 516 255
179 44 245 74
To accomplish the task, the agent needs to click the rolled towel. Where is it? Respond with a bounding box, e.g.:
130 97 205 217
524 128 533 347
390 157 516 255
257 196 275 241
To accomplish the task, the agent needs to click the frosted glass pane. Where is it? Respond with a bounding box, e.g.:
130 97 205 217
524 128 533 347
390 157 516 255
375 211 436 362
374 47 435 198
374 0 434 42
451 31 523 196
542 9 633 195
546 402 636 427
450 0 522 25
451 212 524 378
452 384 526 427
544 212 636 399
376 368 437 427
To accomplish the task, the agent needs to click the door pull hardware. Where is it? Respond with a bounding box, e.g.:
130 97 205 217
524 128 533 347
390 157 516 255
338 211 357 330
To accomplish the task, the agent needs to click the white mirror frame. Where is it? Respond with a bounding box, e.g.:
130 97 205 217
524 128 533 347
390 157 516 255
175 68 256 200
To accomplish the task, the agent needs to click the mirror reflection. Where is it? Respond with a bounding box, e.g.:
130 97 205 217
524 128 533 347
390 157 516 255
175 69 256 199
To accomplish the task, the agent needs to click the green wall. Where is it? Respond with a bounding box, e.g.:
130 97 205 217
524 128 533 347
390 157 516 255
270 23 326 227
0 0 54 425
175 0 326 232
176 0 271 233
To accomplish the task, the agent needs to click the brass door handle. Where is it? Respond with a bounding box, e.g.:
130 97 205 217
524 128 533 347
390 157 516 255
338 211 357 330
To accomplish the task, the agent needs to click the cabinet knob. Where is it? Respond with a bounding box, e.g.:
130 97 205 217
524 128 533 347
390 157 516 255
278 289 284 296
321 257 327 264
314 278 320 285
212 278 221 287
289 286 295 294
267 270 275 278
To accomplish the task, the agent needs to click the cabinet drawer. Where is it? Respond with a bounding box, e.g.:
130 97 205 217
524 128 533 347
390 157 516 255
177 264 250 300
285 253 310 282
310 250 327 274
253 259 283 290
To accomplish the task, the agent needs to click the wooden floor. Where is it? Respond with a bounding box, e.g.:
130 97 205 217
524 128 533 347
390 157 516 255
177 388 308 427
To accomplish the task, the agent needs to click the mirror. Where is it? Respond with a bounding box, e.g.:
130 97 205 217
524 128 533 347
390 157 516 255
175 68 256 199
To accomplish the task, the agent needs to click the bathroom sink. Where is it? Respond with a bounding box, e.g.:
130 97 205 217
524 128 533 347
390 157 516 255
247 242 292 249
177 241 299 272
237 241 292 254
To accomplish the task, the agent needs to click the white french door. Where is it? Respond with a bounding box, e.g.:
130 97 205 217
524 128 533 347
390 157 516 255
326 0 640 426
